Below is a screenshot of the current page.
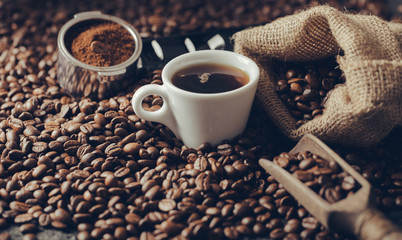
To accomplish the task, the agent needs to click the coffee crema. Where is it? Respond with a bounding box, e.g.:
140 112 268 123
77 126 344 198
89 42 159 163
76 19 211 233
171 63 249 94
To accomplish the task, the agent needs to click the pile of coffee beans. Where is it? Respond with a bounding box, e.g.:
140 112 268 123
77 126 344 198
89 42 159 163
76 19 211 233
0 0 401 240
273 151 360 203
274 57 345 127
335 134 402 213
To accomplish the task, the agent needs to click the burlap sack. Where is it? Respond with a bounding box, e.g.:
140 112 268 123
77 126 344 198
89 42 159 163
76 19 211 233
233 5 402 147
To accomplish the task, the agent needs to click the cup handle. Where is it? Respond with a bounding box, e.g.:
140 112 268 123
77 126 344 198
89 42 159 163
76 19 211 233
131 84 178 136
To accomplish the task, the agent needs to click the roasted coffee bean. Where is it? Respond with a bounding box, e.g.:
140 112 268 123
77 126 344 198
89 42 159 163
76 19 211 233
269 228 285 239
77 231 90 240
38 213 51 227
341 176 356 191
32 142 48 153
324 187 341 203
14 213 33 223
293 170 314 182
123 142 141 155
22 233 37 240
217 144 233 156
32 164 48 178
284 218 301 233
52 220 68 229
19 223 37 234
10 201 30 212
302 217 319 230
114 167 130 178
52 208 72 223
158 198 176 212
114 226 127 240
90 41 107 53
233 203 252 217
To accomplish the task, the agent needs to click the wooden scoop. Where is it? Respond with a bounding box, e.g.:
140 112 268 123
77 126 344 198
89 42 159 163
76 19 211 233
259 134 402 240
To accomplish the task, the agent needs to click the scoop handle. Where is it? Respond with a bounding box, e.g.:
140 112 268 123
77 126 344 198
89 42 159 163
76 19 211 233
355 208 402 240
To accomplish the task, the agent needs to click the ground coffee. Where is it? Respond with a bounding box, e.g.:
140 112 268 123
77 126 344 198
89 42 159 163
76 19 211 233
70 22 135 67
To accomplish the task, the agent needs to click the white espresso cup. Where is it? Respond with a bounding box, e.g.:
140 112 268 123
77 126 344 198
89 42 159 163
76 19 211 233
132 50 260 148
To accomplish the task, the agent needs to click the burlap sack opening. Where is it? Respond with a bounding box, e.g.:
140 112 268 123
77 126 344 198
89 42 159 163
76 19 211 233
233 5 402 147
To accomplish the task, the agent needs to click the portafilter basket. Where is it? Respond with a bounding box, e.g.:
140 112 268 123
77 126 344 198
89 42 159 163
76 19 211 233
57 11 143 100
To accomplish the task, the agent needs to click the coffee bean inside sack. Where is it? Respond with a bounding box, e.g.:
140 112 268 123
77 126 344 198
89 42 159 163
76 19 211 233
273 151 360 203
273 57 345 127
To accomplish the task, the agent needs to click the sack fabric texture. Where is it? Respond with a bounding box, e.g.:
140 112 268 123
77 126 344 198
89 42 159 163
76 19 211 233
233 5 402 147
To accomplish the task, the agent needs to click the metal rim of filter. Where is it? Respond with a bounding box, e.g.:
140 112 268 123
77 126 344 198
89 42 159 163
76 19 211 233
57 11 143 75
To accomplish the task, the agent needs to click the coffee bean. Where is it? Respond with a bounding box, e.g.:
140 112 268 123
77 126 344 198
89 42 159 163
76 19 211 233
14 213 33 223
233 203 251 218
38 213 51 227
217 144 233 156
302 217 319 230
144 185 162 200
305 73 320 89
299 158 315 170
123 142 141 155
52 208 72 223
90 41 108 53
60 181 73 196
16 189 33 202
80 123 95 135
341 176 356 191
114 167 130 178
32 164 48 178
223 226 238 239
123 213 140 226
19 223 37 234
77 231 90 240
139 232 154 240
10 201 30 212
206 207 221 216
321 78 334 90
104 175 119 187
32 142 48 153
284 219 301 233
159 219 183 236
276 156 289 168
270 228 286 239
114 226 127 240
194 156 208 171
22 233 37 240
293 170 314 182
324 187 341 203
302 88 318 100
158 198 176 212
52 220 68 229
290 82 303 94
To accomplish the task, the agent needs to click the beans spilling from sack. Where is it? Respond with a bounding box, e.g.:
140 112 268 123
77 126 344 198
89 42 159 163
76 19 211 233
274 57 345 127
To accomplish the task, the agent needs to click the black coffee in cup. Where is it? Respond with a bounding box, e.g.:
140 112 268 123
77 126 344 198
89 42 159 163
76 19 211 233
171 63 249 94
